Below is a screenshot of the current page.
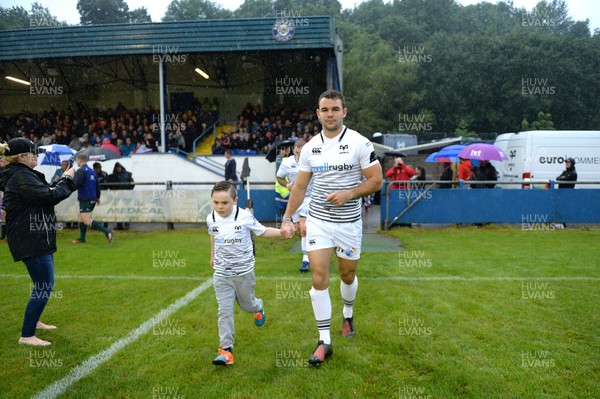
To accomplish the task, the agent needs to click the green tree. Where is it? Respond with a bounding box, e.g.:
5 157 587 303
162 0 232 21
128 8 152 23
455 118 477 137
77 0 151 24
234 0 274 18
522 111 555 130
272 0 341 17
339 21 423 134
0 3 62 30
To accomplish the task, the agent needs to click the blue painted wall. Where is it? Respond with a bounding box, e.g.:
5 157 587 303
381 185 600 226
236 186 600 226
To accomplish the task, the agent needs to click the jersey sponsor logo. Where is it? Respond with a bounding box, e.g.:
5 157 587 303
311 163 354 172
312 147 322 154
215 237 243 244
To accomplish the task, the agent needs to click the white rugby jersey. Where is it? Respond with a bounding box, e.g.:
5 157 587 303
298 126 378 223
207 206 267 277
276 156 314 197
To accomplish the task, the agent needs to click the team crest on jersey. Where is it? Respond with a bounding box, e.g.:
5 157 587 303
339 144 349 154
272 19 296 42
211 227 219 233
234 225 242 232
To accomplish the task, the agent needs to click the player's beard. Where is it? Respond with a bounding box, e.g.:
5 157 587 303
322 119 342 134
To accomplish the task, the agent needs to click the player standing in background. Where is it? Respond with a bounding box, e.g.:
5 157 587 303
281 90 383 365
208 181 285 366
276 139 313 273
71 153 113 244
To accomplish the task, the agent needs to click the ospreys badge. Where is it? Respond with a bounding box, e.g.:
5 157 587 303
272 19 295 42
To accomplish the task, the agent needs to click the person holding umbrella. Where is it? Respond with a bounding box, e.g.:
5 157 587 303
71 153 113 244
472 160 497 188
0 138 85 346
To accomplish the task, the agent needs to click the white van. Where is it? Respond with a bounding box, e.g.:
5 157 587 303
500 130 600 188
491 132 514 180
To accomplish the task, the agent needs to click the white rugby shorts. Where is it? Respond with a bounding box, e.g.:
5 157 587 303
305 216 362 260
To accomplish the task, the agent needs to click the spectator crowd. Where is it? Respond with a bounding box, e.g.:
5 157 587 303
0 97 218 155
211 103 322 155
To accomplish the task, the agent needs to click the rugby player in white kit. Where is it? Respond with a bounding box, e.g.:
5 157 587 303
281 90 383 365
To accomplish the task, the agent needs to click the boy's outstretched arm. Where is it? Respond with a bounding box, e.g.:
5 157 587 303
260 227 285 238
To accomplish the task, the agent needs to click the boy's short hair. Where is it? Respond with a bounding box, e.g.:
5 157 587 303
211 181 237 199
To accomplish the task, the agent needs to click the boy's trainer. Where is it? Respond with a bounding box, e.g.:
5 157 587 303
254 308 266 327
212 348 234 366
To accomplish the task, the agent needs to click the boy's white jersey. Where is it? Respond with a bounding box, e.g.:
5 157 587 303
276 156 314 197
298 126 378 223
207 206 266 277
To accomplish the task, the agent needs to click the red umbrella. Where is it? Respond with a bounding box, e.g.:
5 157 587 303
101 138 121 156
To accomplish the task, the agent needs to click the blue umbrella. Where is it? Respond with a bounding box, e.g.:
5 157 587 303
424 144 466 163
37 144 76 166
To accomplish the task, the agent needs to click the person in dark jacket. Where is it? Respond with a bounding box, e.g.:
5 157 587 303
108 162 134 230
0 138 84 346
556 158 577 188
438 162 453 188
224 149 237 182
472 160 497 188
71 153 113 244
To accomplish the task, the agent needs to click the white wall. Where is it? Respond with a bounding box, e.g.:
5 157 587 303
36 153 277 189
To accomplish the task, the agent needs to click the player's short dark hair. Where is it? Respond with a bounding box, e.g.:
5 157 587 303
318 89 345 109
211 181 237 199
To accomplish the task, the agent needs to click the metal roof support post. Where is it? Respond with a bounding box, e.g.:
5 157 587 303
159 60 166 153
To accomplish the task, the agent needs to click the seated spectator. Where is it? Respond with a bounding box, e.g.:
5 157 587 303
121 137 135 156
240 133 252 150
40 131 52 145
168 132 179 152
174 129 185 150
212 138 225 154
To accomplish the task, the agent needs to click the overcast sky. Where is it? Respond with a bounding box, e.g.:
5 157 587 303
3 0 599 32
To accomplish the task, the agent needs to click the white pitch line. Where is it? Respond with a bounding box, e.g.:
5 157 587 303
31 278 213 399
1 274 599 282
0 274 204 281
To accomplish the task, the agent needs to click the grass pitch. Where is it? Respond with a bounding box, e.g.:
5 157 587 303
0 226 598 398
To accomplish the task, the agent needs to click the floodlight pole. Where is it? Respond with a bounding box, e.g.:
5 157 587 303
159 60 166 153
